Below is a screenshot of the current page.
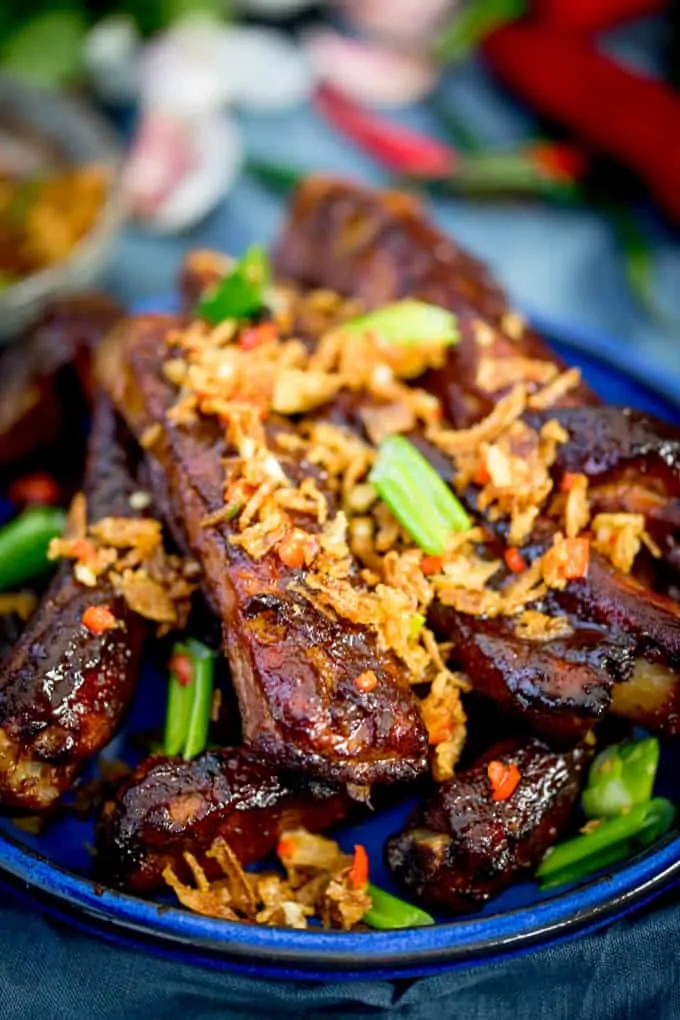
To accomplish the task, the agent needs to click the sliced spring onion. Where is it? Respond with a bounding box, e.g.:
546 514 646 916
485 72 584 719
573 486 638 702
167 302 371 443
163 638 216 760
0 506 66 591
197 244 270 325
363 883 435 930
341 299 459 348
163 646 194 757
369 435 471 555
536 797 676 891
582 737 660 820
409 613 426 640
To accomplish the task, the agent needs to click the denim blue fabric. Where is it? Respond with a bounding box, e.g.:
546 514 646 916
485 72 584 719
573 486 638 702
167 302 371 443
1 889 679 1019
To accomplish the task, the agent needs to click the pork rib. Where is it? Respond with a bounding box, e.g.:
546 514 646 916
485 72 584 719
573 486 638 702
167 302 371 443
274 177 680 743
0 396 146 810
97 315 429 785
387 738 589 913
96 748 349 893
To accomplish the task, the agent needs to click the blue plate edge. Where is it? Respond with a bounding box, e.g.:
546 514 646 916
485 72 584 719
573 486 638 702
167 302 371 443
0 304 679 979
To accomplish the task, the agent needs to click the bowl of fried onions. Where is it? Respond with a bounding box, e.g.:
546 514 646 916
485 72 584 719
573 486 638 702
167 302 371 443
0 74 123 340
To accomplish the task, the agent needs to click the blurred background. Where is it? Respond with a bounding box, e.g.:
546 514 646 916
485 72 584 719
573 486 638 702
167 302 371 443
1 0 679 369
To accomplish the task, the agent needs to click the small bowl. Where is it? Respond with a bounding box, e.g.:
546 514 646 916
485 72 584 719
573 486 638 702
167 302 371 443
0 75 124 341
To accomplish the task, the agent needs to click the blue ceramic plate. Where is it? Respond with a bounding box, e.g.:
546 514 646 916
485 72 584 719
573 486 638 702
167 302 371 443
0 308 679 982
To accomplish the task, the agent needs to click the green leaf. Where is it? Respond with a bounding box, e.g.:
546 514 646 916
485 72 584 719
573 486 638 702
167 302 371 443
1 9 87 89
197 245 271 325
342 300 459 348
435 0 527 64
246 157 306 196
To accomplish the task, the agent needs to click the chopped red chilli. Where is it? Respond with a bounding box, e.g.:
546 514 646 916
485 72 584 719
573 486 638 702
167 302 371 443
487 760 521 802
81 605 117 634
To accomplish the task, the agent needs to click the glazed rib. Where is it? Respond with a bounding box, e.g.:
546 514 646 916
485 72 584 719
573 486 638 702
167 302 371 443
97 315 429 785
273 177 596 424
432 606 630 745
527 406 680 573
274 177 680 743
0 396 146 810
96 748 350 893
386 738 589 913
0 295 122 471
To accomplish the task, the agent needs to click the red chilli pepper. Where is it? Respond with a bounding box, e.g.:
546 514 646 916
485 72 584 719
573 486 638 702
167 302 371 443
170 651 194 688
482 21 680 225
82 605 117 635
239 322 277 351
504 547 526 574
534 0 666 34
487 760 521 801
314 83 457 179
9 472 61 506
276 836 297 861
349 844 369 889
421 555 443 576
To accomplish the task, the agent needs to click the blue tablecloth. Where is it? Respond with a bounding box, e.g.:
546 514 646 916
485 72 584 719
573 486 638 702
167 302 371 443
3 18 680 1018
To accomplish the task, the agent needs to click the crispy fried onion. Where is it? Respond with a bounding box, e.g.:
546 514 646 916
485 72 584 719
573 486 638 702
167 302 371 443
591 512 662 573
428 384 574 547
48 494 199 632
163 830 371 931
419 671 469 781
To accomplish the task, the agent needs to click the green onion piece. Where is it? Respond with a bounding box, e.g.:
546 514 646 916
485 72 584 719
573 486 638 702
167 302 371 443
363 883 435 930
582 738 660 820
182 638 216 760
163 643 194 757
369 435 471 555
536 797 676 891
163 639 216 759
0 506 66 591
197 244 270 325
341 300 459 348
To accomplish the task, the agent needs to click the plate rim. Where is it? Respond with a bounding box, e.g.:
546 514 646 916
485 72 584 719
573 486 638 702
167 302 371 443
2 308 680 976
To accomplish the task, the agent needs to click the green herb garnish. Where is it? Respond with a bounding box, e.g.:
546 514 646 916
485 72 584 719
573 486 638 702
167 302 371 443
342 299 459 348
197 245 271 325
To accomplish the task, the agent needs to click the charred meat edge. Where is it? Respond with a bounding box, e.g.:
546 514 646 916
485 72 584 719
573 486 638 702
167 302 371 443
273 176 680 741
0 395 146 810
387 737 589 913
97 315 429 785
96 747 350 893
